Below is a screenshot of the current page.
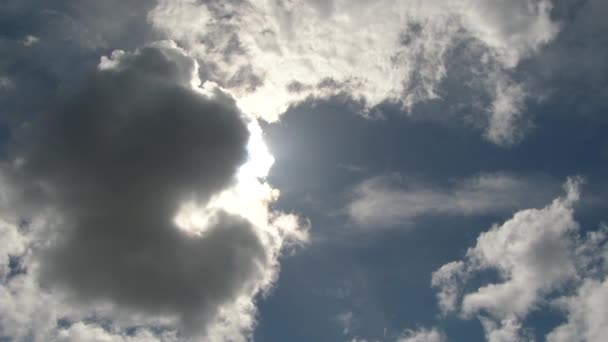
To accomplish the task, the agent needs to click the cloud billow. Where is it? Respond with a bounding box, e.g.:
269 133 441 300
150 0 559 145
0 42 302 341
432 178 608 341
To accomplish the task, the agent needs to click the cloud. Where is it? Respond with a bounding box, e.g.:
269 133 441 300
431 178 608 341
546 278 608 342
55 323 177 342
484 76 529 146
0 76 11 91
21 35 39 46
347 172 559 228
335 311 358 336
478 316 531 342
0 0 159 127
397 327 445 342
149 0 559 144
528 0 608 116
0 42 308 341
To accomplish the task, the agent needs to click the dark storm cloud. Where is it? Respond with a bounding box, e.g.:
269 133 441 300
0 0 157 126
2 44 270 335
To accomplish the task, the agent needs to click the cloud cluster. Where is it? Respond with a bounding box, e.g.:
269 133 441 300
431 178 608 341
149 0 559 144
347 172 559 228
0 42 307 341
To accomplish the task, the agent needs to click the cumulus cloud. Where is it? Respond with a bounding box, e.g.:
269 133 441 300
546 277 608 342
347 172 559 228
149 0 559 144
0 42 307 341
431 178 608 341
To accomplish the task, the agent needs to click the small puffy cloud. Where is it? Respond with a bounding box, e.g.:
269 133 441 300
0 76 11 91
348 172 559 228
432 178 608 341
431 261 467 315
0 42 307 341
21 35 39 46
149 0 560 143
397 327 445 342
484 76 529 146
478 316 531 342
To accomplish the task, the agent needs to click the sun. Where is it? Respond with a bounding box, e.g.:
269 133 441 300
174 118 278 236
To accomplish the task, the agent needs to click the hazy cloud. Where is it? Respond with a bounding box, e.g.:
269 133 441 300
348 172 559 228
397 327 445 342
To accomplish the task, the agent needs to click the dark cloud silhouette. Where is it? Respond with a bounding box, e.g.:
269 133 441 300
2 43 272 336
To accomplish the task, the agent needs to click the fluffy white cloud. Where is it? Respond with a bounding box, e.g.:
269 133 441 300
432 178 608 341
546 278 608 342
348 173 559 227
149 0 559 144
0 42 308 342
478 316 532 342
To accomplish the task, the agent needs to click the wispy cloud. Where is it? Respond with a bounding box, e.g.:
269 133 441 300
347 172 560 228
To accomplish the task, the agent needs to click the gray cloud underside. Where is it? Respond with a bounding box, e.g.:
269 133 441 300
1 44 273 338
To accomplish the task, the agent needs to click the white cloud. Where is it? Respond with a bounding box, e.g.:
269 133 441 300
478 316 532 342
397 327 445 342
431 261 467 315
149 0 560 143
432 178 608 341
348 172 559 227
485 75 529 146
22 35 40 47
456 0 558 68
546 278 608 342
0 76 11 91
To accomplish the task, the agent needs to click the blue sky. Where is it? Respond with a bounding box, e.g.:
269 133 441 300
1 1 607 342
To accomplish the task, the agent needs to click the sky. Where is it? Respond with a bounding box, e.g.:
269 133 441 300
0 1 607 341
